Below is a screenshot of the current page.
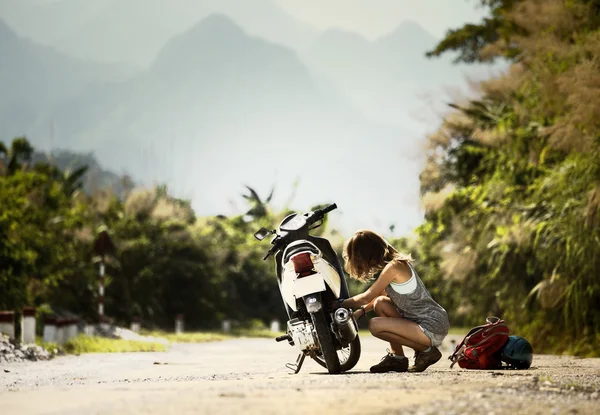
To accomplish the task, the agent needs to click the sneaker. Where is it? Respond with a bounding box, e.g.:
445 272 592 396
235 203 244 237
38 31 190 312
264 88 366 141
408 347 442 372
369 352 408 373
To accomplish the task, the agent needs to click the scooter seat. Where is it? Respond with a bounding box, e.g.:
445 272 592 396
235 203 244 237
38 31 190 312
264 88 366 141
282 241 320 265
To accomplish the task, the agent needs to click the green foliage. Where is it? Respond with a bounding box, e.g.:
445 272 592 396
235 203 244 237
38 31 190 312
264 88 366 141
426 0 522 63
0 149 315 331
416 0 600 355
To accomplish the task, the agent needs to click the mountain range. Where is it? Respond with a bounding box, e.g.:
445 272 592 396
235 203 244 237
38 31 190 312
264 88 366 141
302 21 470 129
0 19 134 140
0 2 493 233
16 15 419 219
0 0 318 66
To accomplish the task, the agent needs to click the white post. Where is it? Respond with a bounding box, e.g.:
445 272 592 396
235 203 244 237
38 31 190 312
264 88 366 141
21 307 36 344
64 319 72 341
55 319 65 345
99 260 105 318
270 319 280 333
175 314 184 335
84 324 95 337
131 317 141 333
222 320 231 333
67 318 78 340
100 319 110 333
0 311 15 339
43 317 57 343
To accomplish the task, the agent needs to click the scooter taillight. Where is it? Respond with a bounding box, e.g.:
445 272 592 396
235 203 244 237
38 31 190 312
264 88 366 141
291 253 316 277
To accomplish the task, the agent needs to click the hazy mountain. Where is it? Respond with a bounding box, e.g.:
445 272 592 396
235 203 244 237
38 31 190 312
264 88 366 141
215 0 317 54
0 0 318 67
0 0 111 43
0 18 136 140
32 150 133 198
25 15 420 223
302 20 468 129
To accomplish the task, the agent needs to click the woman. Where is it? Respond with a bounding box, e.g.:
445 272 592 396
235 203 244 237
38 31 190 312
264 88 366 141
337 230 449 373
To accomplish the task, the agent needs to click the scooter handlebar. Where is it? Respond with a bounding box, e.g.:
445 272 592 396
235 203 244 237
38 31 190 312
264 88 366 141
263 244 277 260
262 203 337 260
321 203 337 214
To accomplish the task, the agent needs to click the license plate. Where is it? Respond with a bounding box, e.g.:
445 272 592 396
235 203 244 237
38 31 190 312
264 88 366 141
294 274 326 298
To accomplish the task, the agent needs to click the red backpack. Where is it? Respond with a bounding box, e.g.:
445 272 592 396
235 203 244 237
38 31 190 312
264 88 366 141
449 316 509 370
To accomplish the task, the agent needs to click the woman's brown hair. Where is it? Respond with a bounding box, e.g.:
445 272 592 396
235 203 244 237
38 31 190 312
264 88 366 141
342 229 413 282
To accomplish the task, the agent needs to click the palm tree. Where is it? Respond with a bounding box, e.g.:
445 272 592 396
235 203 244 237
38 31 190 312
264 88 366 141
0 137 34 176
242 185 274 221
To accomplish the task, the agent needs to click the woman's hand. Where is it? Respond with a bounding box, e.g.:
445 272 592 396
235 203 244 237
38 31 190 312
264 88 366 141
353 307 366 321
331 298 345 310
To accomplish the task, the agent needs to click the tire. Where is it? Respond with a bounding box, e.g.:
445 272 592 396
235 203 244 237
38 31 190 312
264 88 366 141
310 309 341 374
312 329 361 373
341 335 361 372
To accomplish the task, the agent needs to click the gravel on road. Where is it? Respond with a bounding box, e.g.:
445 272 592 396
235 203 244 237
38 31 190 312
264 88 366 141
1 334 599 415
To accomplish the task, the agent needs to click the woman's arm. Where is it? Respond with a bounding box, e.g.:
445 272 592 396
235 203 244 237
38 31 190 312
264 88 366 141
351 290 386 319
340 262 409 309
340 268 397 308
362 295 378 312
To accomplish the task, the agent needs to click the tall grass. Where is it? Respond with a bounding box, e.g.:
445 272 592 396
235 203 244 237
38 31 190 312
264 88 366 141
144 328 283 343
62 335 166 354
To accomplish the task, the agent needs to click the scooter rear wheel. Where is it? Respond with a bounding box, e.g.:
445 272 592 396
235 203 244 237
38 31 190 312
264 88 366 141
312 334 361 372
310 309 341 374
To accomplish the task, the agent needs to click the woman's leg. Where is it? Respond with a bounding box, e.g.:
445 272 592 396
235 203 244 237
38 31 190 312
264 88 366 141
368 296 441 373
372 296 407 356
369 299 432 352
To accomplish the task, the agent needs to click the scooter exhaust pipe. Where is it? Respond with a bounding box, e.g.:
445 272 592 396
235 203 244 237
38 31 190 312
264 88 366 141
333 308 358 344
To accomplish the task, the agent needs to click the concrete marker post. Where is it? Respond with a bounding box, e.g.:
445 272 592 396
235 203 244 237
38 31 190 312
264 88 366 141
84 319 95 337
62 318 70 342
131 316 141 333
67 317 78 341
99 259 105 319
222 320 231 333
55 318 66 346
43 316 57 343
21 307 36 344
0 311 15 338
270 319 280 333
175 314 184 335
100 315 110 333
94 229 114 321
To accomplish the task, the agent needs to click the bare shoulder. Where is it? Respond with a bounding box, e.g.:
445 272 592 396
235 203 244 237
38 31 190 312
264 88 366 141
381 260 412 284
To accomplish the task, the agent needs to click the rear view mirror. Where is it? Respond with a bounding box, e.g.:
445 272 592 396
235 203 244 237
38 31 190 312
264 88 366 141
254 227 271 241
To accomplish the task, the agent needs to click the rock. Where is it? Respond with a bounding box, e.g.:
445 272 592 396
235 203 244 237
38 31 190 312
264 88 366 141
0 334 54 363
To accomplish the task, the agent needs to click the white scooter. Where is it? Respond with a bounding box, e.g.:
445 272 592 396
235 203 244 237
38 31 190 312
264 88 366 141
254 203 361 374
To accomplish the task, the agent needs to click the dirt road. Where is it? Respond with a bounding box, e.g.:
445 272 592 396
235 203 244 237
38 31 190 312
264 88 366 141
1 334 599 415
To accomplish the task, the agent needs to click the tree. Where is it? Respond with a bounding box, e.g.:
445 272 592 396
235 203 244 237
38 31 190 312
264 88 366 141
415 0 600 355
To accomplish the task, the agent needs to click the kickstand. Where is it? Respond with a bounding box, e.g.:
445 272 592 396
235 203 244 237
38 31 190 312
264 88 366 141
285 352 306 374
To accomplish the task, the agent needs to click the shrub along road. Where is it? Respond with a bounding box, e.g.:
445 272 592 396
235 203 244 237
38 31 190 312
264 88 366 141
1 334 599 414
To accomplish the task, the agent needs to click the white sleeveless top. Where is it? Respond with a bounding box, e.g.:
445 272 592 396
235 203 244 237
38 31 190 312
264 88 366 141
389 266 417 294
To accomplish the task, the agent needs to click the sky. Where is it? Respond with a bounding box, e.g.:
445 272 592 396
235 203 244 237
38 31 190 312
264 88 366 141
275 0 489 40
269 1 491 237
0 0 495 239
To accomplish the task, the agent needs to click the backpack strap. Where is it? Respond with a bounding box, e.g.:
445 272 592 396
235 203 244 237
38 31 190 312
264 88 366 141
448 325 485 367
449 344 466 368
468 330 508 349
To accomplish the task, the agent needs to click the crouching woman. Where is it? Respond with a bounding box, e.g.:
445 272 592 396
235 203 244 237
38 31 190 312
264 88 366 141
338 230 450 373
